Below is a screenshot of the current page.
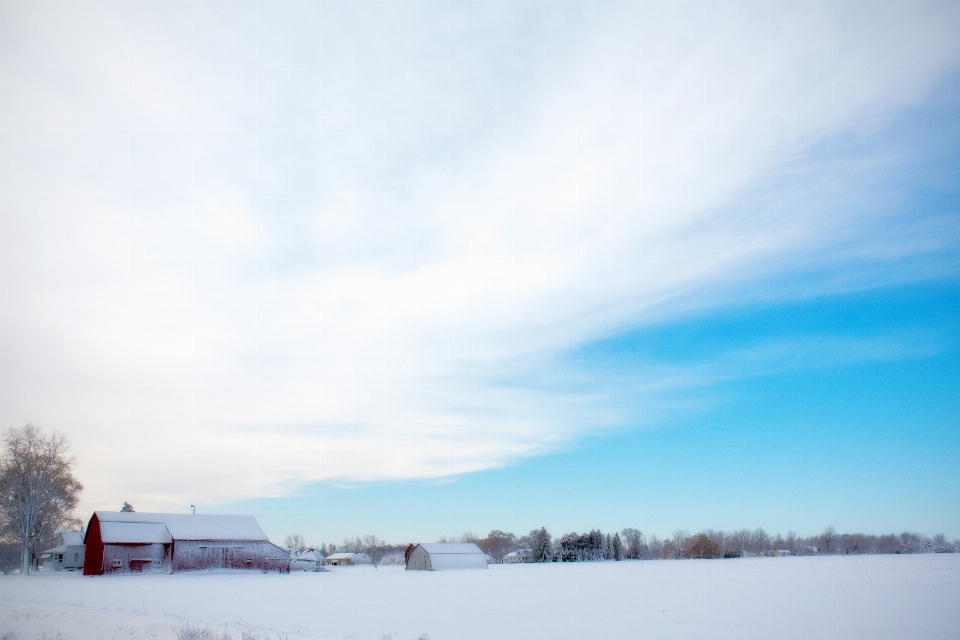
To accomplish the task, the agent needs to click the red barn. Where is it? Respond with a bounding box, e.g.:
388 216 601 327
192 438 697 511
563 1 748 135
83 511 290 575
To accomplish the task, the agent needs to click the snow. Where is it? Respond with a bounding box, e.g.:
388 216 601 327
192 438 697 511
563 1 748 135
99 522 173 544
93 512 269 542
416 543 485 555
1 554 958 639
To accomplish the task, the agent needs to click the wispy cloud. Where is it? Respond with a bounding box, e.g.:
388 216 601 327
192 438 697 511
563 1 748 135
1 1 959 511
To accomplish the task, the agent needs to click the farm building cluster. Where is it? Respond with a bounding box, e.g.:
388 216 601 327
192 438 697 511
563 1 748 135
37 510 498 575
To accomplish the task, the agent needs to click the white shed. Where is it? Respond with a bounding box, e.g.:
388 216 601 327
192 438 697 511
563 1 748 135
406 543 488 571
291 549 325 571
325 552 372 566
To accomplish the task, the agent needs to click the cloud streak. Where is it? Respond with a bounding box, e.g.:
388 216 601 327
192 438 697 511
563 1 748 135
2 1 959 511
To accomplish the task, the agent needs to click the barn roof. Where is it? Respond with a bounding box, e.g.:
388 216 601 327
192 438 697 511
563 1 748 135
100 522 173 544
414 543 488 570
418 543 485 555
91 512 268 542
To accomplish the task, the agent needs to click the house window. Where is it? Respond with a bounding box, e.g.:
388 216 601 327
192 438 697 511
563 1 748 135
152 560 161 568
112 559 122 567
74 553 79 561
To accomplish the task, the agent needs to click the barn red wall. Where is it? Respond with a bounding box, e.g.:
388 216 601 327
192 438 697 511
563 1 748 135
82 514 104 576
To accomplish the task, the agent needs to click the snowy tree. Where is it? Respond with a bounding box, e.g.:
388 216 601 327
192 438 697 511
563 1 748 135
531 527 552 562
0 425 83 575
612 533 623 560
121 501 135 512
604 533 612 559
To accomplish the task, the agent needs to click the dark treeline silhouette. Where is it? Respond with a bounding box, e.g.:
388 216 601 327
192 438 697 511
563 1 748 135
306 526 958 565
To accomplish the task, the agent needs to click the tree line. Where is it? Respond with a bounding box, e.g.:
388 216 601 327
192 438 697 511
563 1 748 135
296 525 959 565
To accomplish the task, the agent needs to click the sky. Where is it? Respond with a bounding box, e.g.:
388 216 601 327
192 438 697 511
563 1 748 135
1 1 959 545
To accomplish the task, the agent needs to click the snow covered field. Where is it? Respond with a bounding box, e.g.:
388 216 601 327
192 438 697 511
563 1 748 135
1 554 958 640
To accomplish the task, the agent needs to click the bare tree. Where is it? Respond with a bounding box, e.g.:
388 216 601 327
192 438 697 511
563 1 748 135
0 425 83 575
284 533 307 551
820 526 836 554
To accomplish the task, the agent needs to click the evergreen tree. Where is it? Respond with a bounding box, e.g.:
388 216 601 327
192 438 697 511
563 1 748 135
613 533 623 560
532 527 552 562
121 501 135 512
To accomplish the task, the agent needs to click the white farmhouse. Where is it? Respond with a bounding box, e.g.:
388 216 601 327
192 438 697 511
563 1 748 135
405 543 488 571
39 530 85 571
325 552 372 566
503 548 535 563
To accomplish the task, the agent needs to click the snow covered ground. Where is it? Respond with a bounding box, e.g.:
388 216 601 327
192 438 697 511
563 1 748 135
1 554 958 640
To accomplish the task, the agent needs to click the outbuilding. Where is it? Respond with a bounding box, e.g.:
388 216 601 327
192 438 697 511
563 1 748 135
291 549 325 571
83 511 290 575
40 530 85 571
503 548 535 563
405 543 488 570
325 552 372 566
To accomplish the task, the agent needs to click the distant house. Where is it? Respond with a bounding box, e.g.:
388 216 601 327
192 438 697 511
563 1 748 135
405 543 488 571
40 531 85 571
291 549 325 571
83 512 290 575
325 552 372 566
503 548 535 564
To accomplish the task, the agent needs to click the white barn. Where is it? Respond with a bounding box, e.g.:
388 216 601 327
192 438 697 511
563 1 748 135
325 552 372 566
405 543 488 571
40 531 85 571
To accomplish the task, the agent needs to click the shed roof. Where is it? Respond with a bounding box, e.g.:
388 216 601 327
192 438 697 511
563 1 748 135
100 522 173 544
91 512 268 542
326 552 360 560
41 545 67 555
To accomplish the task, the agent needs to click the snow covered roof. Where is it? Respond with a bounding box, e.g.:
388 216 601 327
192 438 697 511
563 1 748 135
418 543 486 555
100 522 173 544
414 543 487 570
326 552 360 560
91 512 268 542
42 545 67 555
61 531 84 546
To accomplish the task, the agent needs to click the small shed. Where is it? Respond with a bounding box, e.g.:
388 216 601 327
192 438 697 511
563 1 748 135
291 549 325 571
405 543 488 571
40 531 85 571
503 548 535 563
325 552 372 566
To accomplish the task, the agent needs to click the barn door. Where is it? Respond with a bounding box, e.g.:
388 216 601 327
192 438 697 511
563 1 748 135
219 547 229 569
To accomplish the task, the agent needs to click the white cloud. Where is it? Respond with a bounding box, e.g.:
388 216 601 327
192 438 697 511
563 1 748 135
1 1 959 512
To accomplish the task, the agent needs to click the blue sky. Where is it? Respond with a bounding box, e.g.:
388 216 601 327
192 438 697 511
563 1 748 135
234 282 960 544
1 1 959 543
